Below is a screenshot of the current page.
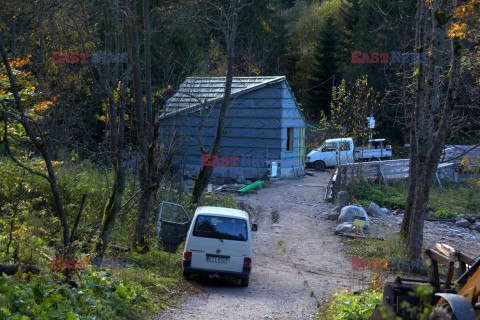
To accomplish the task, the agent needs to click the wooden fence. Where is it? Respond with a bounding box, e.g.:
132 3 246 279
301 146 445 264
442 145 480 164
324 159 456 202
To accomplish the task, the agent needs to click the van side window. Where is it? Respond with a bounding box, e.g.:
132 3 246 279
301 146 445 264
340 141 351 151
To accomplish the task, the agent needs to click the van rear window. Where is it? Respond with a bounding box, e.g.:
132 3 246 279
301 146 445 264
193 215 248 241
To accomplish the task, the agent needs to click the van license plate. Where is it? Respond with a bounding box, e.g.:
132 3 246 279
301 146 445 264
206 255 229 263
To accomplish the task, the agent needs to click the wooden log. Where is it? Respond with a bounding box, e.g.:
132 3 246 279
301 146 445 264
0 264 40 275
435 243 455 257
109 245 130 252
425 218 457 222
424 249 451 267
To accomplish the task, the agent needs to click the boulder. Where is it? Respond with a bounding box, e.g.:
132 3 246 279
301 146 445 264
381 208 389 216
367 202 380 216
327 209 341 220
337 191 349 210
455 219 470 228
335 222 356 235
236 176 246 184
338 205 370 227
367 202 385 217
327 190 350 220
474 223 480 232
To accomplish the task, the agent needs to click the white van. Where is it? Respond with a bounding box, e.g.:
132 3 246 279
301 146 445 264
156 203 256 287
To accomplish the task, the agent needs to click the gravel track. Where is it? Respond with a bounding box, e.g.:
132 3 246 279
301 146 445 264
157 171 370 320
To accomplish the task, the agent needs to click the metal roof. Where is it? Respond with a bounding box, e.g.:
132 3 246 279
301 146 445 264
161 76 285 118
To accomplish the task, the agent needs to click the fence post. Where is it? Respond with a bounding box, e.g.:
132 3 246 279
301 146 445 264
376 164 381 185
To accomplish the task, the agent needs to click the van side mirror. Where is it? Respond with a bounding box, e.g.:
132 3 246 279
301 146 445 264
251 224 258 232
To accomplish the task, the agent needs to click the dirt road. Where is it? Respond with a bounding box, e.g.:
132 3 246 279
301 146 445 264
158 172 370 320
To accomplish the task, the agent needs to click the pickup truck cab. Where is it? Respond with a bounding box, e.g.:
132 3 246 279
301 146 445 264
156 202 256 287
305 138 392 170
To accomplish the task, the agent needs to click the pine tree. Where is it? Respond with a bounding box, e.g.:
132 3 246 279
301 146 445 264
306 15 340 120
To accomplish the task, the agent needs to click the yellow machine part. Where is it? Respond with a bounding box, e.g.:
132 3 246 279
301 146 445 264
459 268 480 301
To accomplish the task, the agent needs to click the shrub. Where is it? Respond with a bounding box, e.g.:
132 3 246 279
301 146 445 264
317 289 382 320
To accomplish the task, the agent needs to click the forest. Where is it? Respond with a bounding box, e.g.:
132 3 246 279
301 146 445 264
0 0 479 319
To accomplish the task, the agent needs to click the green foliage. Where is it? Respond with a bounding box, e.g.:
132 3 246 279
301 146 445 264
0 270 149 320
0 158 189 318
275 238 285 253
353 183 407 209
317 289 383 320
429 209 457 219
399 285 436 320
306 14 341 119
330 76 381 143
284 0 343 109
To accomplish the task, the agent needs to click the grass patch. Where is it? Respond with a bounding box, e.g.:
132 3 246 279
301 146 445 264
352 180 480 217
342 234 408 261
353 183 407 209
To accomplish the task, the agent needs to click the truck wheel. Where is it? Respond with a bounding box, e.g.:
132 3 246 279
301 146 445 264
429 303 456 320
314 161 325 171
240 277 249 287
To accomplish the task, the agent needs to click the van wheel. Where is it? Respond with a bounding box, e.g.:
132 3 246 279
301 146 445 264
240 277 249 287
314 161 325 171
182 271 191 279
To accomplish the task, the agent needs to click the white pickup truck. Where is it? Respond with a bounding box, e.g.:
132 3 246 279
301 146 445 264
305 138 392 171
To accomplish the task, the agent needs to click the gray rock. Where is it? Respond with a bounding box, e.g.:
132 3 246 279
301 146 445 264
338 205 370 227
328 190 350 220
393 209 402 215
367 202 383 217
335 222 356 235
337 191 349 209
327 209 341 220
455 219 470 228
236 176 246 184
468 216 477 223
381 208 389 216
474 223 480 232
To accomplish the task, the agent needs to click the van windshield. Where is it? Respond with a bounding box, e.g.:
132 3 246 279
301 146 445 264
193 215 248 242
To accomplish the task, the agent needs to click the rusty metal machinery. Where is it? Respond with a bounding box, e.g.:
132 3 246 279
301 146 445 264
369 248 480 320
